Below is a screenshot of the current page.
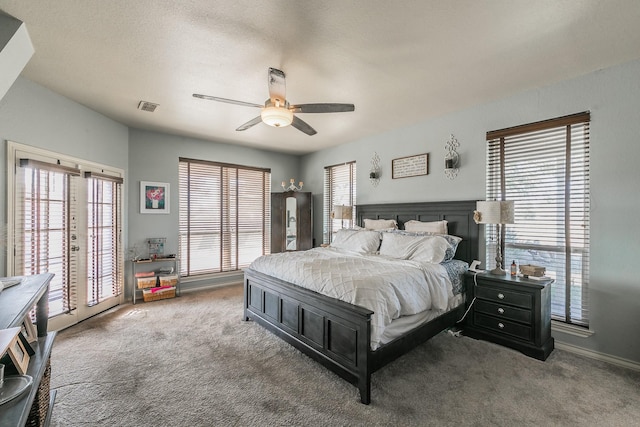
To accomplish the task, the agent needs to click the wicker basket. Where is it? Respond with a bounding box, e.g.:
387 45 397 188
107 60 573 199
159 275 178 287
26 357 51 427
137 276 157 289
142 286 176 302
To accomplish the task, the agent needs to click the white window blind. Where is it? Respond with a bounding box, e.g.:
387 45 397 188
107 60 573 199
86 173 124 306
323 161 356 243
178 158 271 277
15 160 80 316
486 112 590 326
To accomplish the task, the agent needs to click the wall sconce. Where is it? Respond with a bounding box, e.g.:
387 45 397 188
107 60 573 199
369 152 381 187
444 134 460 180
281 178 303 191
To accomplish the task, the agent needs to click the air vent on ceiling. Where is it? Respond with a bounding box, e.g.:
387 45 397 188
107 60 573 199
137 101 158 112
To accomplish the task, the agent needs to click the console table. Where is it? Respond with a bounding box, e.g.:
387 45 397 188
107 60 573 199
130 258 180 304
0 273 56 427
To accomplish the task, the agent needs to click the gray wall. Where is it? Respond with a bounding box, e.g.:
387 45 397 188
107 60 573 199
127 128 300 288
0 77 129 276
301 59 640 365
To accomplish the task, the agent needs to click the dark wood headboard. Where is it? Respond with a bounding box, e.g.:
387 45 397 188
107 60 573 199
356 200 479 264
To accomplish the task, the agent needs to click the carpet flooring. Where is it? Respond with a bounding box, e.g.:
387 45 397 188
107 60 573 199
49 284 640 426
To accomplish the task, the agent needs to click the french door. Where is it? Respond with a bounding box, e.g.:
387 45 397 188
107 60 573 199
7 142 124 331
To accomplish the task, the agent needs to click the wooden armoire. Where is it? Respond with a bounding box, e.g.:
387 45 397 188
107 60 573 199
271 191 312 253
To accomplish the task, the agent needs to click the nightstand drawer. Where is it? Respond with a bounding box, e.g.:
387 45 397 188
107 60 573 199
474 312 532 341
475 300 532 324
476 286 532 309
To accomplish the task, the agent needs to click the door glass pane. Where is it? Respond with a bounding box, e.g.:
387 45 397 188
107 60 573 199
16 167 78 317
87 178 122 306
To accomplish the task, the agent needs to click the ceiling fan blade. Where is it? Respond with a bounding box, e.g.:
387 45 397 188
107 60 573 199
268 68 286 105
291 116 317 136
236 116 263 131
289 103 355 114
193 94 263 108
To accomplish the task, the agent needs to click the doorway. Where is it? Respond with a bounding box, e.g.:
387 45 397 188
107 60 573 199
7 142 124 331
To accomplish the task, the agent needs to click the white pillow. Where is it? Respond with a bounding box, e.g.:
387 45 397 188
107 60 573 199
409 235 450 264
331 229 381 253
387 230 462 261
363 218 398 230
379 232 418 259
379 232 449 263
404 220 448 234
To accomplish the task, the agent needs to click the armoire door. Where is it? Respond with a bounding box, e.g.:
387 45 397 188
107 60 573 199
271 191 312 253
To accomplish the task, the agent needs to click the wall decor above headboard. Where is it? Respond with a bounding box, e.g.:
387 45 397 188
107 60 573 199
391 153 429 179
356 200 479 264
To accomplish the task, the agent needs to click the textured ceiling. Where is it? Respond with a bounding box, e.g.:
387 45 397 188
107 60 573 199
2 1 640 155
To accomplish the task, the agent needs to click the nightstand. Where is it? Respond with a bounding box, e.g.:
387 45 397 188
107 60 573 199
463 272 554 361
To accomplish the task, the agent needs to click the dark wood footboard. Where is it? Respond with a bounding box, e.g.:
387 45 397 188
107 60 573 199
244 268 375 403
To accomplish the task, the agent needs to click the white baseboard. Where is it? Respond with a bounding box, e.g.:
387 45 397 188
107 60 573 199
555 341 640 372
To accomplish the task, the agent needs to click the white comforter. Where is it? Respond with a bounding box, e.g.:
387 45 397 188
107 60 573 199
248 247 454 350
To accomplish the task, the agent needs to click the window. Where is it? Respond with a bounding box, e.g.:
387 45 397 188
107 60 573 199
323 161 356 243
486 112 590 326
178 157 271 277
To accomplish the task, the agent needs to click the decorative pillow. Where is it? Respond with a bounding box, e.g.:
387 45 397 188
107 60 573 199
404 220 448 234
363 218 398 230
330 229 381 253
379 232 449 263
409 235 451 264
379 232 418 259
388 229 462 261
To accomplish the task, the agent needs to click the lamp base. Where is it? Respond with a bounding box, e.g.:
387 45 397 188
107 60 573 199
489 266 507 275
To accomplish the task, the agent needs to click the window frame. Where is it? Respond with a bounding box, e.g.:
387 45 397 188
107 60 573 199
485 112 591 326
178 157 271 277
323 161 356 244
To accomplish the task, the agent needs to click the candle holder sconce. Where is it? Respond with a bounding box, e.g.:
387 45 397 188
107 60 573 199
369 152 381 187
444 134 460 180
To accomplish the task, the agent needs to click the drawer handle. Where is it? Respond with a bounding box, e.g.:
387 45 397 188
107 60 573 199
497 307 505 314
497 293 505 300
498 322 505 329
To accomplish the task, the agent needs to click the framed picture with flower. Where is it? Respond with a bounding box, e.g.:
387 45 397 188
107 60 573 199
140 181 170 214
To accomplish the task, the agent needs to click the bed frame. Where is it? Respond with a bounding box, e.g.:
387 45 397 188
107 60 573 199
243 200 479 404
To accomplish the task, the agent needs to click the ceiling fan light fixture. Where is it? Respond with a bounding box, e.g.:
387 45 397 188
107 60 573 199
261 106 293 127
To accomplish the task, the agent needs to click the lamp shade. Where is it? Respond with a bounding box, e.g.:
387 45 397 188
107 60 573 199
261 106 293 127
474 200 514 224
333 205 353 220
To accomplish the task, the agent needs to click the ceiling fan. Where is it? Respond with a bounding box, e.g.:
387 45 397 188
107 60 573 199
193 68 355 136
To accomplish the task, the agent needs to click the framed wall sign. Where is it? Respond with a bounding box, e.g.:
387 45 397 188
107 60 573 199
392 153 429 179
140 181 170 214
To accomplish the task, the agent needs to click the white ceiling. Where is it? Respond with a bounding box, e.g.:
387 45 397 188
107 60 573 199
2 1 640 155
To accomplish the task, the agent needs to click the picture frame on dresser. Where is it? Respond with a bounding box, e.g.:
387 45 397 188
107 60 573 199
0 327 30 375
21 316 38 344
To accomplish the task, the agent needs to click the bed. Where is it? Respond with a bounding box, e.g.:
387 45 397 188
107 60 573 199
243 200 479 404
